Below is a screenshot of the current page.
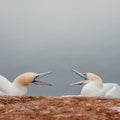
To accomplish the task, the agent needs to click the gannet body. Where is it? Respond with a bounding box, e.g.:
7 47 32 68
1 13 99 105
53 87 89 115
0 72 52 96
71 69 120 98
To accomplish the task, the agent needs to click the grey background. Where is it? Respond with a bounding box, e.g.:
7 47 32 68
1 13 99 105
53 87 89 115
0 0 120 96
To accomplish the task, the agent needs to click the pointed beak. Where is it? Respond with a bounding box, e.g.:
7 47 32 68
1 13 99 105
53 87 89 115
32 71 53 86
70 80 86 86
33 81 52 86
72 69 88 80
71 69 88 86
37 71 53 78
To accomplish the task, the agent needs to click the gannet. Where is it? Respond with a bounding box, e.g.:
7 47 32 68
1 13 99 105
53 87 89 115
71 69 120 98
0 72 52 96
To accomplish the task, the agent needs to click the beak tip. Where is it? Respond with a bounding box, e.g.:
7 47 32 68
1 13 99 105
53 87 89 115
49 71 53 74
72 69 75 72
45 71 53 76
70 83 74 86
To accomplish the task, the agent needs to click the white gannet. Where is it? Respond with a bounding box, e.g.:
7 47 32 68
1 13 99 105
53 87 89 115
0 72 52 96
71 69 120 98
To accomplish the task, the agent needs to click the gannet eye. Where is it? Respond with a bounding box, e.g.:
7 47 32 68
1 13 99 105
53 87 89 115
34 75 39 79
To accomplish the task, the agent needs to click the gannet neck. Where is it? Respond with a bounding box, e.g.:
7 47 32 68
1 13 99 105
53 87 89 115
13 72 37 87
87 73 103 87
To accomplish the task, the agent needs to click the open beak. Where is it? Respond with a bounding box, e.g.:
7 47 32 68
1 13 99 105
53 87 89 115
71 69 88 86
72 69 88 79
70 80 87 86
32 71 53 86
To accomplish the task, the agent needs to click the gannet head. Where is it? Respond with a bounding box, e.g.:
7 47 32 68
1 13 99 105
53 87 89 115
13 72 52 87
70 69 103 87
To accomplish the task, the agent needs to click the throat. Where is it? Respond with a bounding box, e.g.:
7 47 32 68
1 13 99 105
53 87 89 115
11 83 28 96
81 83 102 96
94 81 103 88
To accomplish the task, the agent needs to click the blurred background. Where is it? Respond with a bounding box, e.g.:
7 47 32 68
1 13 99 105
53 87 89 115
0 0 120 96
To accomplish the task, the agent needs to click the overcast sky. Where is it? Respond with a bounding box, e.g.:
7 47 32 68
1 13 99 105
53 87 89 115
0 0 120 96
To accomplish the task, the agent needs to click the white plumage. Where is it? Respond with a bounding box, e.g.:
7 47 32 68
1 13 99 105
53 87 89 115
71 69 120 98
0 72 52 96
